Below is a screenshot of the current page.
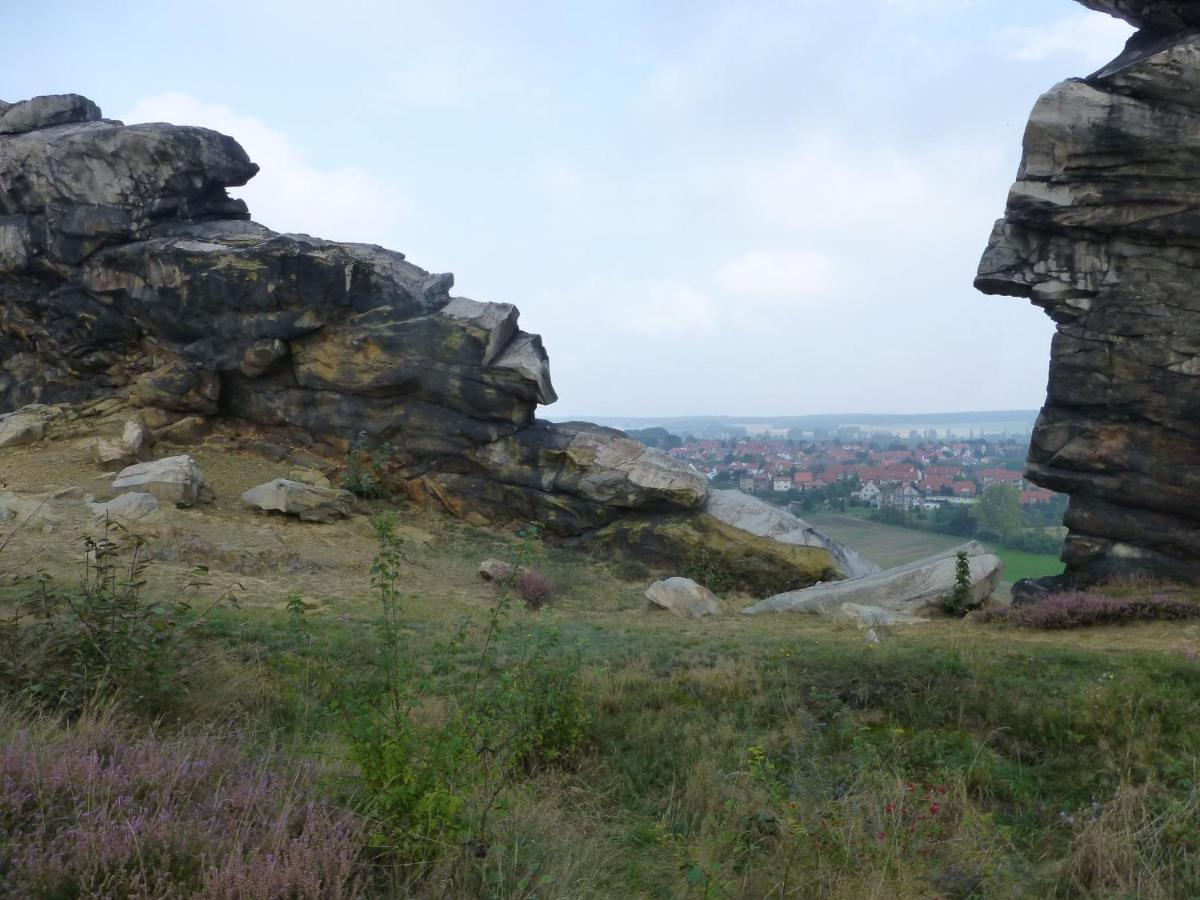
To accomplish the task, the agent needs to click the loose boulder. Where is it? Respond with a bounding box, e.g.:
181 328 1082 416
241 479 354 523
88 492 168 535
478 558 514 582
0 404 61 448
112 455 207 507
742 542 1002 617
92 419 148 465
645 577 722 618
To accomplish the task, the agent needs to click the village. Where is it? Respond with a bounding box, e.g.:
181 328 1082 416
652 430 1060 513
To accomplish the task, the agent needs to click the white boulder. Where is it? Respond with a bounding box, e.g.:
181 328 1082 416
0 404 62 448
742 542 1002 617
645 577 722 619
112 455 207 507
479 558 515 582
241 478 354 522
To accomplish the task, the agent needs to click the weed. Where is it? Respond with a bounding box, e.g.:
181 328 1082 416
0 521 234 716
516 569 553 609
340 431 397 499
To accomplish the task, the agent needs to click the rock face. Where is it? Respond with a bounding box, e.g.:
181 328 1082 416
704 490 880 580
0 92 861 591
742 543 1002 617
978 3 1200 583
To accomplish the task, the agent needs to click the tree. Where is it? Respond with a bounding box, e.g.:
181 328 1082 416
972 484 1021 542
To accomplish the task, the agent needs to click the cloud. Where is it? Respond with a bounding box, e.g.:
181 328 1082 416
881 0 973 13
730 137 1009 250
588 278 719 338
713 249 839 305
375 42 516 107
121 93 410 243
999 10 1134 67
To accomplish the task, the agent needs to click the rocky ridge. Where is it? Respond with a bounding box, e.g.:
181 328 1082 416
978 1 1200 584
0 92 860 590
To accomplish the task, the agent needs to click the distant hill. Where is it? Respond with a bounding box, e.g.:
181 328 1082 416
553 411 1039 440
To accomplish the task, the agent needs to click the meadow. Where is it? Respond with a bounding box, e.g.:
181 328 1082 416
1 498 1196 899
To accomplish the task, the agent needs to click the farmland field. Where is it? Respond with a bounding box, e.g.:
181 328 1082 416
806 512 1066 583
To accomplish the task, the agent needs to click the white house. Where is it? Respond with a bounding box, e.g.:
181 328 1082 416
854 481 882 507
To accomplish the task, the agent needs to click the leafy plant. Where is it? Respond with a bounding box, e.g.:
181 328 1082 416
340 430 398 499
683 546 737 595
942 550 972 617
0 520 233 716
341 515 589 889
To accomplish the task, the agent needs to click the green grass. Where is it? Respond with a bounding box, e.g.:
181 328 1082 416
992 546 1066 582
2 511 1195 898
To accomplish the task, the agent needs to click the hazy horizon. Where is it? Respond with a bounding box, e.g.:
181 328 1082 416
4 1 1134 417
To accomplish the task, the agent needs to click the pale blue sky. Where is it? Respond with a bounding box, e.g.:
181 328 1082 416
4 0 1133 416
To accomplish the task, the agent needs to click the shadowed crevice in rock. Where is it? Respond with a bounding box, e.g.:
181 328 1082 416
978 0 1200 583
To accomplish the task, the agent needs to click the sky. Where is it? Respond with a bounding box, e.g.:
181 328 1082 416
3 0 1133 417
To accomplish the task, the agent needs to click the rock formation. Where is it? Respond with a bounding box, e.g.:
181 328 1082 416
978 2 1200 583
0 92 864 590
741 542 1002 617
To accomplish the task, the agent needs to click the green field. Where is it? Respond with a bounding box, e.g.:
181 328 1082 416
806 512 1065 583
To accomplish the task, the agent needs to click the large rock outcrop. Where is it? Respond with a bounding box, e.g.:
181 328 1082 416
977 3 1200 583
0 92 865 589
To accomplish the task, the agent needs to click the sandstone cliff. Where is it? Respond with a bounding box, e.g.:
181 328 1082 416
978 1 1200 583
0 92 856 592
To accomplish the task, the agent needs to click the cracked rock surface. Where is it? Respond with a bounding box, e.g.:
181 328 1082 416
978 3 1200 582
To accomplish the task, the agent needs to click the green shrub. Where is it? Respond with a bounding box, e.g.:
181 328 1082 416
340 431 398 499
683 545 738 595
0 524 231 717
340 514 590 887
941 550 972 617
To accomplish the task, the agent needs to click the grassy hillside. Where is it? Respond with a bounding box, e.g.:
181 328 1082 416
3 495 1198 897
0 434 1189 898
807 512 1066 583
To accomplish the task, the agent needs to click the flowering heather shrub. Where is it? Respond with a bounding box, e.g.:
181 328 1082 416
0 716 365 898
984 592 1200 629
517 569 553 609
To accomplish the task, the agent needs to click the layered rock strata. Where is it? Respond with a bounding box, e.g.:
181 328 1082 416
978 3 1200 583
0 92 862 588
